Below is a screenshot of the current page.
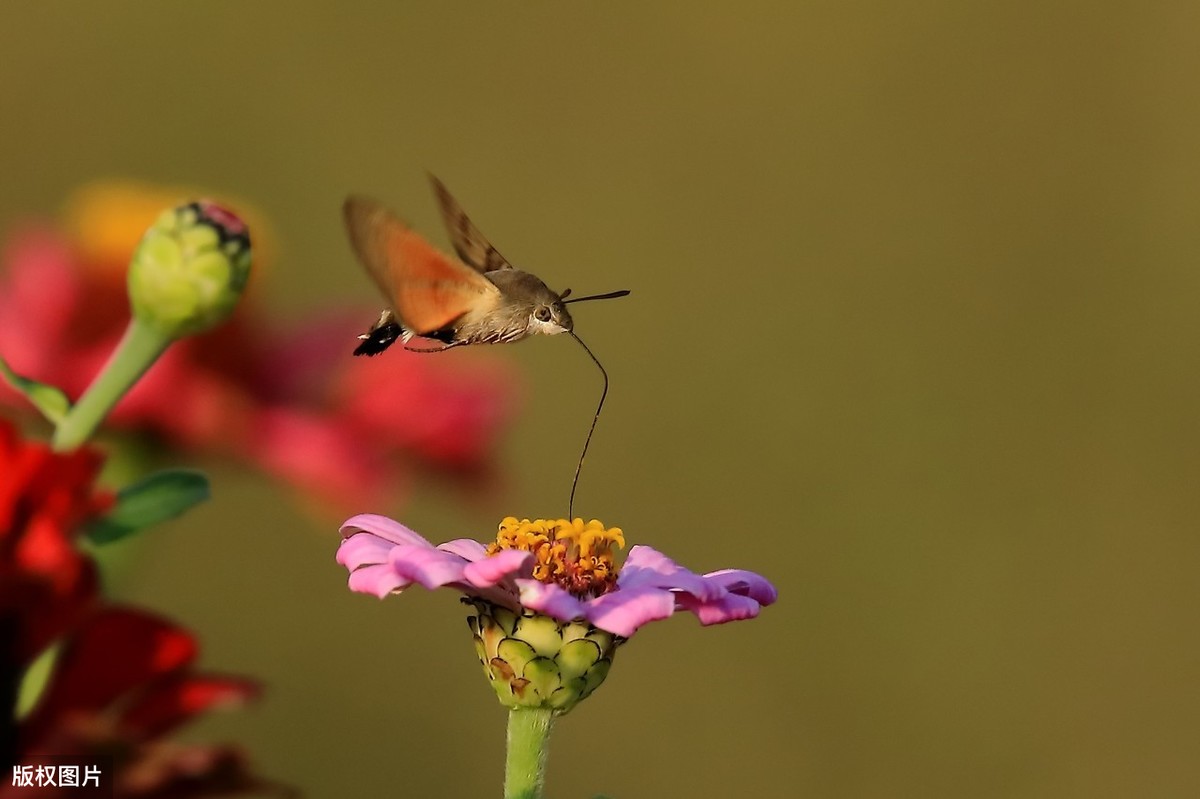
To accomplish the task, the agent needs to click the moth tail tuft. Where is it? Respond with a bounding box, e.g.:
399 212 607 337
353 314 407 357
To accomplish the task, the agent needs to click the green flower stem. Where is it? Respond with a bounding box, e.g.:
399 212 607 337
51 317 171 451
504 708 555 799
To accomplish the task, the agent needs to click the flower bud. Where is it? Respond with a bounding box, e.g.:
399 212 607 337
127 201 251 337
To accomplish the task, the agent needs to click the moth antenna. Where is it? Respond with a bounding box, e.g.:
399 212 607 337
562 289 630 305
568 331 609 520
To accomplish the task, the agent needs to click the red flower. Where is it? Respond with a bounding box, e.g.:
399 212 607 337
9 607 288 798
0 419 110 666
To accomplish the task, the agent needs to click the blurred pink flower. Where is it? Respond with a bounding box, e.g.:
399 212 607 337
0 185 516 512
337 514 778 638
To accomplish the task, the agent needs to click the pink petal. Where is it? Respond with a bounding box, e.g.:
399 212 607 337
678 593 765 626
390 547 469 590
517 581 678 637
702 569 779 605
586 585 678 637
462 548 533 587
516 580 587 623
438 538 489 562
620 545 677 573
336 533 395 570
340 514 432 547
619 546 723 602
348 564 412 598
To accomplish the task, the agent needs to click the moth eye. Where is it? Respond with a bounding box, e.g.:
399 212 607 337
535 307 552 322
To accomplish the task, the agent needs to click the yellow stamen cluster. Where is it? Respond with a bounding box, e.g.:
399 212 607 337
487 517 625 598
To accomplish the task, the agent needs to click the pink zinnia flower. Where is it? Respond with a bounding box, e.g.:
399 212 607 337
338 514 777 712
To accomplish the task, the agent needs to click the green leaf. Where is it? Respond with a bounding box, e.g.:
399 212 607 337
84 469 211 545
0 355 71 424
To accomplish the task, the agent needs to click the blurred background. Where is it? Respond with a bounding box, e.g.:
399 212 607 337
2 2 1199 797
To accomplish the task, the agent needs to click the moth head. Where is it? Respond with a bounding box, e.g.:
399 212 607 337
531 298 573 335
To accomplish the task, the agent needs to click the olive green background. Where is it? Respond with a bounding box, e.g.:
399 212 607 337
3 3 1199 797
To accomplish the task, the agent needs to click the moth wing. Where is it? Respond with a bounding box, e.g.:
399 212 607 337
428 174 515 273
343 195 501 335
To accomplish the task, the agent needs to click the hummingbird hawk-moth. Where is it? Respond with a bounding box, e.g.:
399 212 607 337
342 175 629 517
343 175 628 355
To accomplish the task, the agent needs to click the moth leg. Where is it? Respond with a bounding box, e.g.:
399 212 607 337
403 341 466 354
